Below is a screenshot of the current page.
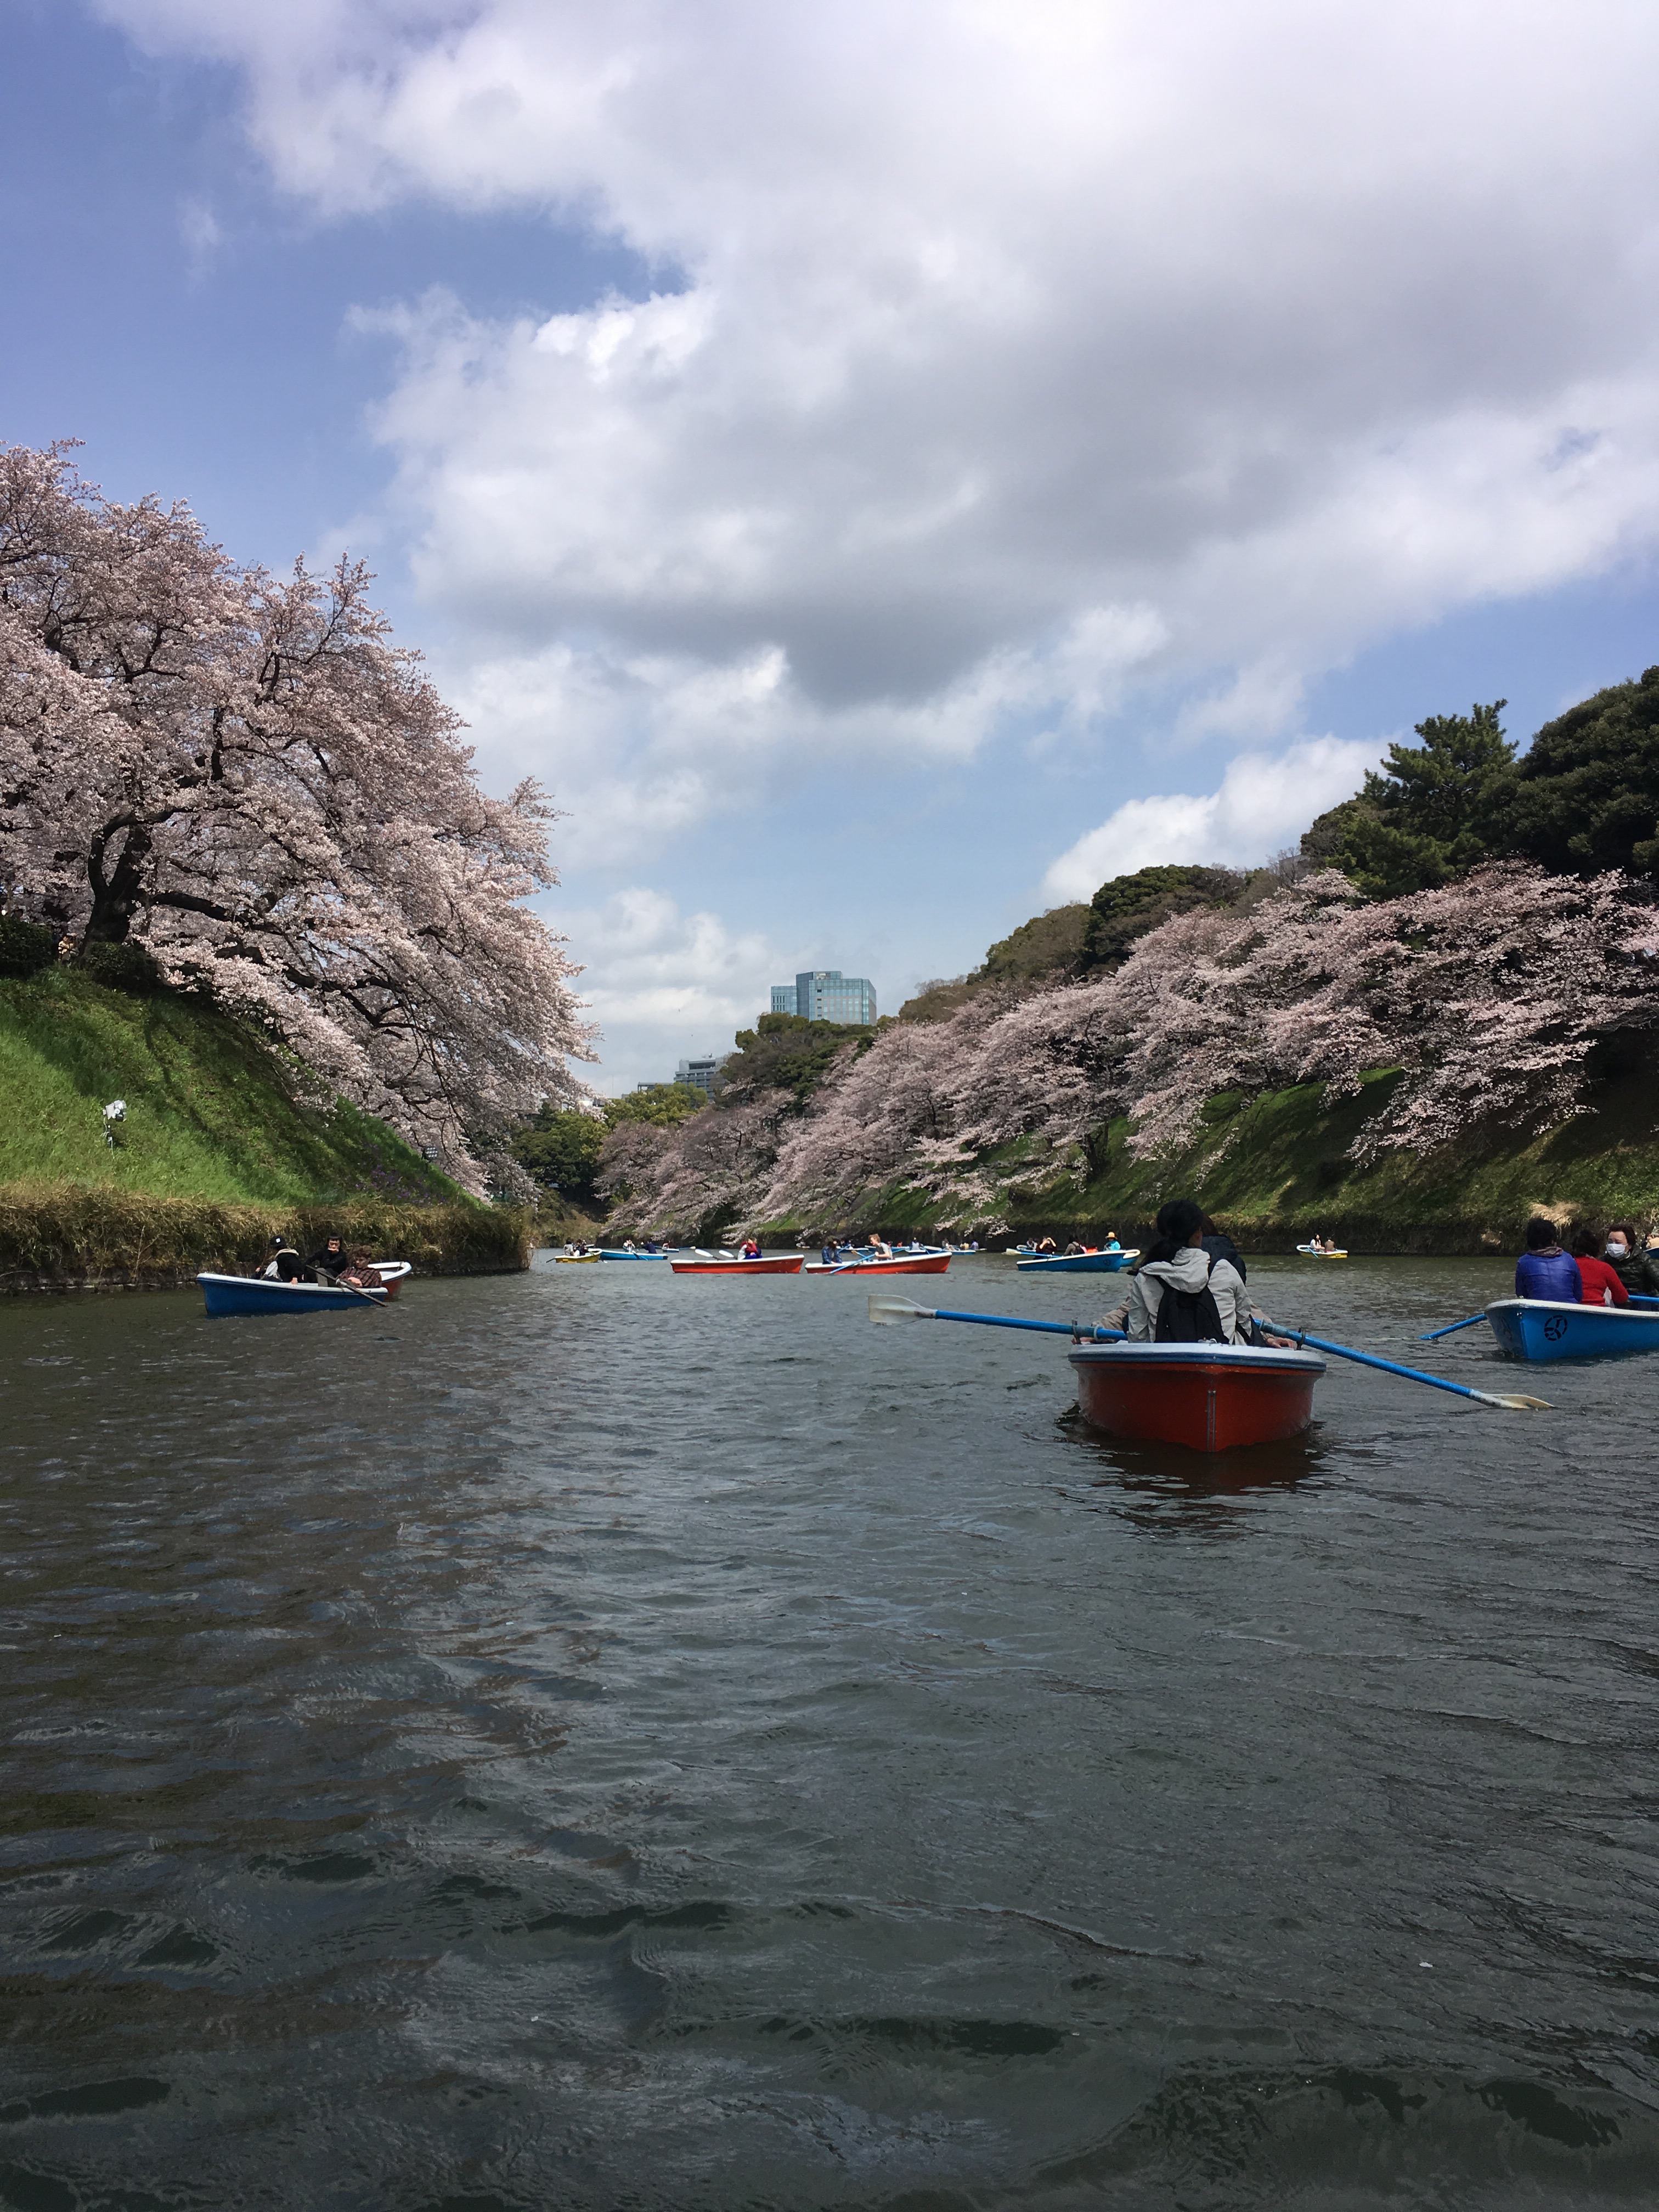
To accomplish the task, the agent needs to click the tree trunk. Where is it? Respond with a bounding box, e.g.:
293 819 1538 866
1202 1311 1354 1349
84 825 151 944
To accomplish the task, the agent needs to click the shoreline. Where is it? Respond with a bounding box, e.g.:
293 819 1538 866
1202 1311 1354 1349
0 1186 537 1295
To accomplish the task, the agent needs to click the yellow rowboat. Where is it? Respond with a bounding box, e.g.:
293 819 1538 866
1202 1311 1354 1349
554 1251 602 1264
1296 1243 1348 1258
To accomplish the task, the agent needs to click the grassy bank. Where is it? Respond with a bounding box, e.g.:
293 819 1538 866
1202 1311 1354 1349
0 967 459 1205
0 1186 534 1293
0 966 545 1290
755 1037 1659 1253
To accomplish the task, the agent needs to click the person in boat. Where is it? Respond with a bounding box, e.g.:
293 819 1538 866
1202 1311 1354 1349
261 1233 303 1282
1063 1240 1087 1257
1035 1235 1058 1255
1569 1227 1629 1308
1514 1216 1582 1302
867 1232 893 1259
1199 1213 1246 1284
740 1236 762 1259
304 1231 349 1283
1103 1198 1292 1345
1604 1222 1659 1296
821 1234 839 1265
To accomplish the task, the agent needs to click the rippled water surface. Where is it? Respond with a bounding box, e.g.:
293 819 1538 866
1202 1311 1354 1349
3 1252 1658 2210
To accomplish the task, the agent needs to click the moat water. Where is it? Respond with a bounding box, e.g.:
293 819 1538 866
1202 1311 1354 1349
2 1253 1656 2209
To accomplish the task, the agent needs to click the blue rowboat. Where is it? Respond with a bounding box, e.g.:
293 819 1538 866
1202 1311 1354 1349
197 1272 387 1317
598 1249 669 1260
1015 1248 1141 1274
1486 1297 1659 1362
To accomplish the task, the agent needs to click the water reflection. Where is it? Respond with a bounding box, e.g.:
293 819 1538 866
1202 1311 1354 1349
1057 1405 1328 1532
1 1257 1656 2210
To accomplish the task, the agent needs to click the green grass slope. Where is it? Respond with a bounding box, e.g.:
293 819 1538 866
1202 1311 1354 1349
0 968 460 1206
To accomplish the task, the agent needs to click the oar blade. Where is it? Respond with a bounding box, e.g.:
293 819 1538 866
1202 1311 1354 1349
1475 1389 1554 1412
868 1294 933 1324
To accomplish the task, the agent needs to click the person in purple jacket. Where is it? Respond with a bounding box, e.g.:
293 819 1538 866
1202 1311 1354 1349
1514 1216 1583 1302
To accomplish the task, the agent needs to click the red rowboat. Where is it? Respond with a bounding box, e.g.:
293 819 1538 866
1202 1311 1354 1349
668 1254 805 1274
803 1254 951 1276
1067 1341 1325 1451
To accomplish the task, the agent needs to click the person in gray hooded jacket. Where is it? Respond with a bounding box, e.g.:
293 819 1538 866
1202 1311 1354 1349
1102 1199 1290 1345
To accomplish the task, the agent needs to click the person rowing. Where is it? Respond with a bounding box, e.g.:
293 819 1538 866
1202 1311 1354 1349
1514 1216 1581 1302
1101 1198 1293 1346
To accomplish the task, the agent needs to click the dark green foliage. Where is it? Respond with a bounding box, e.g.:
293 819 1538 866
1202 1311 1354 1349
1311 701 1516 898
512 1108 607 1199
0 916 55 978
1300 795 1377 866
1497 665 1659 881
724 1011 878 1099
605 1082 709 1130
511 1085 706 1200
79 938 163 994
1082 865 1242 970
981 904 1090 981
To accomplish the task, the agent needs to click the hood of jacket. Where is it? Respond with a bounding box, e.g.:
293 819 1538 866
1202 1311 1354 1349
1139 1245 1215 1292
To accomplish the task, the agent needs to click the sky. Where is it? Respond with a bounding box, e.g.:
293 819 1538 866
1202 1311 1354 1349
4 0 1658 1092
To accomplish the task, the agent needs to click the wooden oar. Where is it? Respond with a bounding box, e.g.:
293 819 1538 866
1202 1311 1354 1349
316 1266 385 1309
1419 1311 1489 1341
868 1294 1123 1341
1259 1319 1550 1412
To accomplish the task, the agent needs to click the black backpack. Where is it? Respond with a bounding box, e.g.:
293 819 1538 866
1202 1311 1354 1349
1153 1254 1228 1344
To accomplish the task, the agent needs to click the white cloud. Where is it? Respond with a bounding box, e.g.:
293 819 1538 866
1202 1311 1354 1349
555 885 781 1091
101 0 1659 856
1041 737 1383 900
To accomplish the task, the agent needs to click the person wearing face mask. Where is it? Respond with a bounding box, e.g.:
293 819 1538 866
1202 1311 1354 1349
1604 1223 1659 1297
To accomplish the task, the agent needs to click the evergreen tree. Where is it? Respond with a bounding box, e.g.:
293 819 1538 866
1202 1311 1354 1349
1497 665 1659 881
1319 701 1515 898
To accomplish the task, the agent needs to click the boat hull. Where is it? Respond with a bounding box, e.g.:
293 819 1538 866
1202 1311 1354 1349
1296 1245 1348 1258
1015 1250 1137 1273
804 1254 951 1276
197 1272 387 1316
598 1250 669 1260
1068 1342 1325 1451
668 1255 805 1274
1486 1297 1659 1362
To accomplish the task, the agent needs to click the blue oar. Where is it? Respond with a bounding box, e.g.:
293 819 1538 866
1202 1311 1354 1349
1419 1311 1488 1341
868 1294 1123 1341
1258 1319 1550 1412
876 1296 1549 1412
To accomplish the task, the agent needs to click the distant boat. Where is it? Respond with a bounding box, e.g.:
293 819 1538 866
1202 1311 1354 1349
197 1272 388 1316
554 1250 602 1264
597 1249 669 1260
669 1253 805 1275
1016 1248 1139 1273
1486 1297 1659 1362
804 1252 951 1276
1068 1340 1326 1450
1296 1244 1348 1259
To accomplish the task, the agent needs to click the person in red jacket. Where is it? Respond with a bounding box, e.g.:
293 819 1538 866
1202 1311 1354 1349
1571 1226 1629 1308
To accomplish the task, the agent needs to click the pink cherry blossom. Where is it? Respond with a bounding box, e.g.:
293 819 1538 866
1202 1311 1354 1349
1 443 594 1184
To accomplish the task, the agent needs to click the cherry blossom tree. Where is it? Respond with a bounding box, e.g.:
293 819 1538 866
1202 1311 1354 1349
1 443 593 1179
599 1091 791 1241
740 860 1658 1231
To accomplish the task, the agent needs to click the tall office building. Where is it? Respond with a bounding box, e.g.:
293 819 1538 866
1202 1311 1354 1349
769 970 878 1024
